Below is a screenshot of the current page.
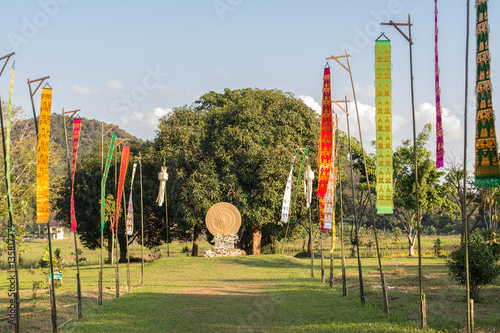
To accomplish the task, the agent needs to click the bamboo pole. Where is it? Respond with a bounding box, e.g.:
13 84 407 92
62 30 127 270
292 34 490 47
463 0 472 331
28 77 58 331
61 109 82 319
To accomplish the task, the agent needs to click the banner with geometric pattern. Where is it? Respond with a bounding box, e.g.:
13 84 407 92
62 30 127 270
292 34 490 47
317 65 333 198
475 0 500 187
435 0 444 168
36 88 52 224
375 39 394 214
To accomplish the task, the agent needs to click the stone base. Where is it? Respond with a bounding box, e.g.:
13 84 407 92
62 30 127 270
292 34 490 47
204 247 242 257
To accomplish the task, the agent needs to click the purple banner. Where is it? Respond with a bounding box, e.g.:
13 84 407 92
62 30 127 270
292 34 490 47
435 0 444 168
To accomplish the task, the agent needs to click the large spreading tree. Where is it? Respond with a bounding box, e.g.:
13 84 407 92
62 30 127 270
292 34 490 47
155 88 320 254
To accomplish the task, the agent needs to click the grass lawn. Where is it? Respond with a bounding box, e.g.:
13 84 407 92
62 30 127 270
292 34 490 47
1 241 499 332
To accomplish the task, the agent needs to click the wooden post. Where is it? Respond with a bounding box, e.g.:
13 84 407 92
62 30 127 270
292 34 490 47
422 293 427 328
320 233 325 283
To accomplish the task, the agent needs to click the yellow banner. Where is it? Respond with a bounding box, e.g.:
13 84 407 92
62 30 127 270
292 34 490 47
36 88 52 224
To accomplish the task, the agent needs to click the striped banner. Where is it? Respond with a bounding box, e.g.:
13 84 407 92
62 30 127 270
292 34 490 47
101 133 116 231
375 39 394 214
126 162 137 235
36 88 52 224
112 146 130 231
317 66 333 198
435 0 444 168
5 64 15 215
281 153 297 223
475 0 500 187
70 119 82 232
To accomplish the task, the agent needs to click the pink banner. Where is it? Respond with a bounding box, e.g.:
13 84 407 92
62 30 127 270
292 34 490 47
435 0 444 168
70 119 82 232
112 146 130 231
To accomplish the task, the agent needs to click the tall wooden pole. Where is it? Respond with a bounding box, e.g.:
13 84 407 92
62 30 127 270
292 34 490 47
99 122 104 306
0 99 20 333
61 109 82 319
28 77 58 331
137 153 144 285
463 0 472 331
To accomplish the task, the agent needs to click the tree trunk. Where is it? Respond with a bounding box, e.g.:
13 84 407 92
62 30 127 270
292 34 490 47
307 232 312 256
119 233 127 262
108 232 113 264
252 225 262 255
408 242 415 257
191 225 200 257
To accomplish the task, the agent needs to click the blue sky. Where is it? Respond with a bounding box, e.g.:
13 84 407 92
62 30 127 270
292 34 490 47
0 0 498 169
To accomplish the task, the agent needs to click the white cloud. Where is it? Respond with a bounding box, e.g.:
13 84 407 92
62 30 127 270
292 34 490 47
298 95 321 114
72 84 98 95
334 101 377 152
120 107 172 140
214 68 228 79
107 79 124 91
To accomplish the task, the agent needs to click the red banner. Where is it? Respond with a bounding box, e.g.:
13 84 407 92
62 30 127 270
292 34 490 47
70 118 82 232
112 146 130 231
317 66 333 198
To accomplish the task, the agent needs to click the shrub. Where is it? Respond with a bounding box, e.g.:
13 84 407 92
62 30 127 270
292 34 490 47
446 231 500 299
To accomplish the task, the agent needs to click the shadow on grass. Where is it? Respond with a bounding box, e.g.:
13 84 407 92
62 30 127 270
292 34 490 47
61 290 424 333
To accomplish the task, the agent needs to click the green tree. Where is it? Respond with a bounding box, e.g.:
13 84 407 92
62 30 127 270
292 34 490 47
444 157 483 243
447 231 500 299
156 88 320 255
392 124 452 256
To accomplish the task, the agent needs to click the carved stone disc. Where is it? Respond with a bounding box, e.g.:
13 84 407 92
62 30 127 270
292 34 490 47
205 202 241 236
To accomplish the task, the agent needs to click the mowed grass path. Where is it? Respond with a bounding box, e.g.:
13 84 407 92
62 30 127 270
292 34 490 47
51 255 500 333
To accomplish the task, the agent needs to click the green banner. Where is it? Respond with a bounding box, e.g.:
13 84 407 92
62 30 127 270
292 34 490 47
475 0 500 187
375 40 393 214
6 64 14 214
101 133 116 231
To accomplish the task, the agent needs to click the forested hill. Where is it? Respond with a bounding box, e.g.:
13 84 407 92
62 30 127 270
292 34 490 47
11 113 142 157
49 113 142 156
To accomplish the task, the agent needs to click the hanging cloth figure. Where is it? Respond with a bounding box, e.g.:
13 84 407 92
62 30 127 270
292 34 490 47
304 164 314 208
281 153 297 223
157 166 168 206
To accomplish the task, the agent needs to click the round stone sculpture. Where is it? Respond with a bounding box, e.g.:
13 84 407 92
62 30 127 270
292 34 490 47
205 202 241 236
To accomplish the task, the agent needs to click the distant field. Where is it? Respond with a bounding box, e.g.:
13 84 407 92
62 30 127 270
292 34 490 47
1 236 499 332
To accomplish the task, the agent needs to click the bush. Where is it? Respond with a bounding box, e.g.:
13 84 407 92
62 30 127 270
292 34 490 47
446 231 500 299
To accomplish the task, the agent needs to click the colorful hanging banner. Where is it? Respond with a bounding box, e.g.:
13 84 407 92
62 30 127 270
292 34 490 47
126 162 137 235
112 146 130 231
435 0 444 168
70 119 82 232
375 39 394 214
36 88 52 224
281 153 297 223
322 166 338 234
475 0 500 187
317 66 333 198
101 133 116 231
5 64 15 215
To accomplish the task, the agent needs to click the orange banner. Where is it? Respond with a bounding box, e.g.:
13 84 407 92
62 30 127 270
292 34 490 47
36 88 52 224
